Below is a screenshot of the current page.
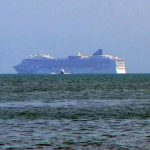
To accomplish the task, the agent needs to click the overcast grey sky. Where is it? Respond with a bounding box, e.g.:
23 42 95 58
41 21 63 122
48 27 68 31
0 0 150 73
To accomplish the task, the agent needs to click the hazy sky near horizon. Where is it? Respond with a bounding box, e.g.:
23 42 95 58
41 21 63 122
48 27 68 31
0 0 150 73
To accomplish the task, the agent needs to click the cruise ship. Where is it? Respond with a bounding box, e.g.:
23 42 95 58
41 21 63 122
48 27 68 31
14 49 126 74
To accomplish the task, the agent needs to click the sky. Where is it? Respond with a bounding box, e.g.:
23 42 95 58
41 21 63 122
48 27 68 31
0 0 150 73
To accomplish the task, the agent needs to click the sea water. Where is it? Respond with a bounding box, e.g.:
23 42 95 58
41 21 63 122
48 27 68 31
0 74 150 149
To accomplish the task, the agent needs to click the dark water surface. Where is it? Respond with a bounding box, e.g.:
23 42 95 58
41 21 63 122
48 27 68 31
0 74 150 149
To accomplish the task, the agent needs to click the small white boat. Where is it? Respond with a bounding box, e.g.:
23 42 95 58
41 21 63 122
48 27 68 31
60 69 70 74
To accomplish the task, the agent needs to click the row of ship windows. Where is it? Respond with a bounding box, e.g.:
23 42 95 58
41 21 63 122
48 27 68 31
22 63 114 67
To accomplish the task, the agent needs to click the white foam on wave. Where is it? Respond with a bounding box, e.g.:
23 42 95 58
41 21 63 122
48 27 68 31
0 99 134 108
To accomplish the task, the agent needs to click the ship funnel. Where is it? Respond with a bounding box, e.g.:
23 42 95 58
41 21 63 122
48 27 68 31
77 51 82 56
93 49 103 56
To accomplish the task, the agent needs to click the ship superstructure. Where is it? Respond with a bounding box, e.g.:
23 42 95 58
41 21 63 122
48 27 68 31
14 49 126 74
